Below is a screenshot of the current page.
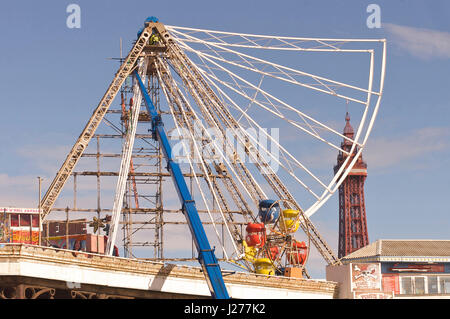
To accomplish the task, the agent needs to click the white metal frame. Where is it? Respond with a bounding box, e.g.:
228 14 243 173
166 26 387 218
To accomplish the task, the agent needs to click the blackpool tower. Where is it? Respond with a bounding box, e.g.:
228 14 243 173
334 113 369 258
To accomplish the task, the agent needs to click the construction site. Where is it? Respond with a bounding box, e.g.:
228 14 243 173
0 15 387 299
3 12 448 301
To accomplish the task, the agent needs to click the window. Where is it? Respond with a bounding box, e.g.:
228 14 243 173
440 278 450 294
351 236 358 249
399 276 450 295
400 277 413 295
31 215 39 228
428 276 438 294
414 277 425 295
20 214 30 227
10 214 19 227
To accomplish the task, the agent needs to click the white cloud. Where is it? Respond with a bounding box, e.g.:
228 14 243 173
0 174 46 207
383 23 450 59
365 127 450 170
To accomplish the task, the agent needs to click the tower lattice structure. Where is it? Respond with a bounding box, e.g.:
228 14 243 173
334 113 369 259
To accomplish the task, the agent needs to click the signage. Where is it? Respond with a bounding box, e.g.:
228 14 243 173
354 291 393 299
351 263 382 291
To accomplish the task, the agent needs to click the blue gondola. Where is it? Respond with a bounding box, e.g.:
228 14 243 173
258 200 280 224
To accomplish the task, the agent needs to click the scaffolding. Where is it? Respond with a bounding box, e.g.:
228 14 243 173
44 71 247 262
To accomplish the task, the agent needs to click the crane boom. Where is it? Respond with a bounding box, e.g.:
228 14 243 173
134 70 230 299
39 28 153 219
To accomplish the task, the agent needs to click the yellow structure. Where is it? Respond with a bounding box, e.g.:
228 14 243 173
279 209 300 233
242 240 257 263
254 258 275 276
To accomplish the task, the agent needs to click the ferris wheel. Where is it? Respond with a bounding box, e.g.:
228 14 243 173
39 19 386 280
161 25 386 274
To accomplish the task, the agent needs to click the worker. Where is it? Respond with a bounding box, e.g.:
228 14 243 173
149 33 160 45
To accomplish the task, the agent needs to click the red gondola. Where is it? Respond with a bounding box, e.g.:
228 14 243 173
245 222 266 247
287 241 308 266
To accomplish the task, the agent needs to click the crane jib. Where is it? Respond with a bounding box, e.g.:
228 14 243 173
133 70 230 300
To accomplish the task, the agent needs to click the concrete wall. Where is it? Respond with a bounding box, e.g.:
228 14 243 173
326 264 352 299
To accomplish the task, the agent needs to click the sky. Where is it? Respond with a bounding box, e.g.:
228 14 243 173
0 0 449 279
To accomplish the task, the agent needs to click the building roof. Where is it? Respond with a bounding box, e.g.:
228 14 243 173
341 239 450 263
343 112 354 137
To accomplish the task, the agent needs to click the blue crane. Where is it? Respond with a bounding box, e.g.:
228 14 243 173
134 71 230 299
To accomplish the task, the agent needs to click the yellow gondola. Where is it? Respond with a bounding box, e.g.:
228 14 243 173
254 258 275 275
279 209 300 233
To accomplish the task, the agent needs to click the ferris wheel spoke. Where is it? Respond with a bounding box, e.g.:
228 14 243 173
171 31 376 102
160 56 267 217
175 40 362 151
156 60 245 261
193 69 331 198
184 52 351 157
163 52 269 205
170 28 380 100
167 25 382 52
166 47 322 204
177 52 328 197
197 65 354 156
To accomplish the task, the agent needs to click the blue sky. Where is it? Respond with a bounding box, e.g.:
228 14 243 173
0 1 449 278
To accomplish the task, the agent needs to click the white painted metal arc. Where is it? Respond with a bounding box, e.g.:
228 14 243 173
181 40 333 144
176 40 360 152
190 59 349 189
166 25 386 44
304 42 386 218
169 29 379 99
172 34 386 218
196 68 322 200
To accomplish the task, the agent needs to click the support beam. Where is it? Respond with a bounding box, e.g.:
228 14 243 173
135 71 229 299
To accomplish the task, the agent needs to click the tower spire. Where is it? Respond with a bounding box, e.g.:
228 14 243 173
343 112 354 138
334 112 369 258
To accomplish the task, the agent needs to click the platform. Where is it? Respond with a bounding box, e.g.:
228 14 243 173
0 244 337 299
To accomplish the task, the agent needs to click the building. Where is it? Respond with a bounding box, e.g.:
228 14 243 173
0 207 40 245
334 113 369 258
326 239 450 298
0 207 117 256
